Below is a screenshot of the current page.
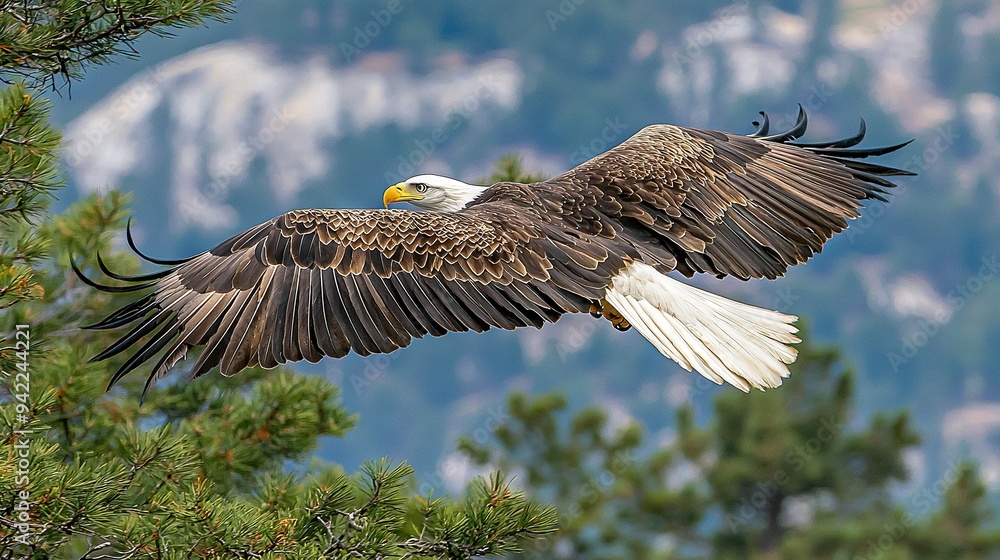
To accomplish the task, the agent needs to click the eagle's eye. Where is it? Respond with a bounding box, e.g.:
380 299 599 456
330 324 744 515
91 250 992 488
414 183 428 193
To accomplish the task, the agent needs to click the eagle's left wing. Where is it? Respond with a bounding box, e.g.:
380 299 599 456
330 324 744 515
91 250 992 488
536 107 914 280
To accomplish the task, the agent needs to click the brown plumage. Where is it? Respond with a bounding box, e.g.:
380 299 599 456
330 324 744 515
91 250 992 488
537 116 908 279
75 107 913 398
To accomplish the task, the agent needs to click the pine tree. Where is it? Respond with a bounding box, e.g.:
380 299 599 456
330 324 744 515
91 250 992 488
478 155 549 185
0 3 557 558
459 393 706 559
675 325 922 557
461 326 1000 559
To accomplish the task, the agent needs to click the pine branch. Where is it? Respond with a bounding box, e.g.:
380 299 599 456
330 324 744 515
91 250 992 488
0 0 235 90
0 84 58 311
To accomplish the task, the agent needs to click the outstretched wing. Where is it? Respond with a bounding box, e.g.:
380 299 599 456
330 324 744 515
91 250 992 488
538 107 914 280
76 200 633 397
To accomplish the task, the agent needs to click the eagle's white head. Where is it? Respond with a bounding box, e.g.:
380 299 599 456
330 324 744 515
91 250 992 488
383 174 489 212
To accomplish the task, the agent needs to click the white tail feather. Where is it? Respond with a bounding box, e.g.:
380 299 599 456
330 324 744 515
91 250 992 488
605 263 800 391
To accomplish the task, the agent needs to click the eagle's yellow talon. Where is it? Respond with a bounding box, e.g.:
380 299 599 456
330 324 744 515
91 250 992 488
600 299 631 331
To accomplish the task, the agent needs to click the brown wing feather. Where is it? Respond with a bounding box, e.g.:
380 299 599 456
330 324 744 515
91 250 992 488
80 196 635 399
535 109 913 280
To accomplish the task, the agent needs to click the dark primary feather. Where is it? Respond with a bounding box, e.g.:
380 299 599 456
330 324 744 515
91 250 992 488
77 106 913 398
126 218 194 266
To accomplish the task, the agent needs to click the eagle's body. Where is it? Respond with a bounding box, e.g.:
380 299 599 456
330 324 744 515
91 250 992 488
77 108 912 397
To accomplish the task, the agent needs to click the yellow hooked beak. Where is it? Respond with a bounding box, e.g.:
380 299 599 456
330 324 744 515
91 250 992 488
383 183 424 208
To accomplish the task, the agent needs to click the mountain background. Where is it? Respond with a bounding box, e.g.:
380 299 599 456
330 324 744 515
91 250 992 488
50 1 1000 498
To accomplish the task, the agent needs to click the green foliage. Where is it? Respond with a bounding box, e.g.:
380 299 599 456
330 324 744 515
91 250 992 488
459 392 704 559
404 472 558 559
780 461 1000 560
676 327 923 556
3 2 999 558
0 3 557 558
0 84 60 311
1 380 555 558
478 153 549 185
179 0 1000 499
462 327 1000 559
0 0 235 89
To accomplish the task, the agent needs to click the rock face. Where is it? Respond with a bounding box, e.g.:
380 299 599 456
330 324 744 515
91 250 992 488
65 41 523 232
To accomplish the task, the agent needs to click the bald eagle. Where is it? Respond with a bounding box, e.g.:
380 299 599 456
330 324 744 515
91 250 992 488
75 107 913 399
